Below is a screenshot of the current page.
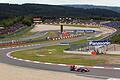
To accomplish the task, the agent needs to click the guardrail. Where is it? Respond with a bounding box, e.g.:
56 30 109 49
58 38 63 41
106 51 120 55
64 49 92 55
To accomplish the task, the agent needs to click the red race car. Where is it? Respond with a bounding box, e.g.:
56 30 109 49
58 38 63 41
70 65 90 72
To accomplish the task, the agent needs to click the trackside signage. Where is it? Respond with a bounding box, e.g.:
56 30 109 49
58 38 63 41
89 40 111 46
74 30 95 33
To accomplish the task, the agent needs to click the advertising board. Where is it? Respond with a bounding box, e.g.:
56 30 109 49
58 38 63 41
89 40 111 46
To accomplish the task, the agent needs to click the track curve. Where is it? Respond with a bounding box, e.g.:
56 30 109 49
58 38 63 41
0 25 120 79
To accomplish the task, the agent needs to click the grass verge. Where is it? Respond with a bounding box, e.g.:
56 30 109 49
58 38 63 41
11 44 106 66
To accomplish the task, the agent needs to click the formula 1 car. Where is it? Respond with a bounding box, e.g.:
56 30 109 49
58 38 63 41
70 65 90 72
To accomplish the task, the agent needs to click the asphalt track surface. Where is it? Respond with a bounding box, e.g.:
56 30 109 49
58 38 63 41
0 29 120 79
1 29 88 43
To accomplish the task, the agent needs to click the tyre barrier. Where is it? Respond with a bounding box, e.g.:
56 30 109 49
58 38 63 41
0 39 47 47
0 34 81 47
0 41 27 47
48 34 82 41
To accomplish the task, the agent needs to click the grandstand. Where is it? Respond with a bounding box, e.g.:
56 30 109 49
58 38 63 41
101 21 120 28
0 22 25 35
36 17 102 27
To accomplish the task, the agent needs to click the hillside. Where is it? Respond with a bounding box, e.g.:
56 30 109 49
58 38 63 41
0 3 120 19
64 5 120 13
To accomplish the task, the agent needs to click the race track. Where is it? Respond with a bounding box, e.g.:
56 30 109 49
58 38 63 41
0 25 119 79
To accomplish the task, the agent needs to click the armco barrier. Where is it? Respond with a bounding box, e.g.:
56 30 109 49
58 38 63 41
64 50 92 55
0 42 27 46
106 51 120 55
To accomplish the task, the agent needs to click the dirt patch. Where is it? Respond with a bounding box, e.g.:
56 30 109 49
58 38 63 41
0 63 97 80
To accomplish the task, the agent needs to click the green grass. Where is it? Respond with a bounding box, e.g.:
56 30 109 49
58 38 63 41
72 39 87 45
88 35 103 40
10 34 106 66
106 54 120 56
110 33 120 44
8 24 109 65
31 32 57 41
11 44 106 66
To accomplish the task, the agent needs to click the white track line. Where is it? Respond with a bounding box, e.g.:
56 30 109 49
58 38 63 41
113 68 120 70
107 78 120 80
33 61 40 63
57 64 68 66
93 66 105 69
6 51 120 70
44 63 52 65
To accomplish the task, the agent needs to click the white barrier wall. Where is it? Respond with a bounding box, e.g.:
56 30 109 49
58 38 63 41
106 51 120 55
64 50 92 55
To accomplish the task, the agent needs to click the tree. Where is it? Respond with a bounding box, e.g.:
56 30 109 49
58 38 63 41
22 16 32 26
